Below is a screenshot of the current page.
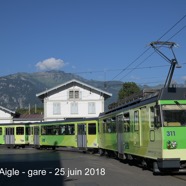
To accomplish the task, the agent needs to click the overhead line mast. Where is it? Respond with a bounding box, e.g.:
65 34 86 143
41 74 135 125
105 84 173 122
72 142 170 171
149 41 181 88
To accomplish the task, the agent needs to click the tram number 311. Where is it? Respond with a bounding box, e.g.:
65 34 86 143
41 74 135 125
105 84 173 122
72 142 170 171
167 131 176 136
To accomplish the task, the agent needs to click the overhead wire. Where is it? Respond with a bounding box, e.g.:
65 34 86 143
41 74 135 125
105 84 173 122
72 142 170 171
156 14 186 41
110 47 151 80
117 15 186 82
66 14 186 87
73 64 169 75
119 25 186 81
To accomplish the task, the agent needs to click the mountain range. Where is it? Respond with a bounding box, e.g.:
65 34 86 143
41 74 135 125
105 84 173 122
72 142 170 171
0 71 125 111
1 70 185 112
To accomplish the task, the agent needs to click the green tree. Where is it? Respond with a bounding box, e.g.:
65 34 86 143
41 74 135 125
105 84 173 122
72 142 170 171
118 82 140 100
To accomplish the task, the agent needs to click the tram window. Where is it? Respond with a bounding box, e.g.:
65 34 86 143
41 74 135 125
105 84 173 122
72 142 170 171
154 106 161 128
106 122 111 133
124 113 130 132
105 118 116 133
34 127 39 135
112 122 116 133
16 127 24 135
88 123 96 135
0 127 2 135
111 118 116 133
111 122 116 133
106 123 111 133
30 127 33 135
27 127 33 135
60 125 66 135
41 126 55 135
161 105 186 127
150 107 155 128
116 115 124 133
103 121 106 133
134 111 139 131
41 126 47 135
60 124 75 135
98 122 100 133
67 124 75 135
6 128 14 135
26 127 29 135
47 126 54 135
98 120 104 133
53 125 60 135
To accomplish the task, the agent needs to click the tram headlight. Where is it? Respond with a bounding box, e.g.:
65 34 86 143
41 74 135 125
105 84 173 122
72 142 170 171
167 140 177 149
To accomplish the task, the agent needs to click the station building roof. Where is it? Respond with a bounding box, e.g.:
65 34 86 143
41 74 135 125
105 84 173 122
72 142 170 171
36 79 112 100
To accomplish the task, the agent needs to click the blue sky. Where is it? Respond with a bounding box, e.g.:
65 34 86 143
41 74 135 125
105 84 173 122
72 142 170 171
0 0 186 86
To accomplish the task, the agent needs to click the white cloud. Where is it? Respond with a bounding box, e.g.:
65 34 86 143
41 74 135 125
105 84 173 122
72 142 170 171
36 57 66 71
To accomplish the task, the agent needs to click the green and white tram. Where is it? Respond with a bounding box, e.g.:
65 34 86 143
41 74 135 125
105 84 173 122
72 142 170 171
98 87 186 173
29 118 99 151
0 123 29 148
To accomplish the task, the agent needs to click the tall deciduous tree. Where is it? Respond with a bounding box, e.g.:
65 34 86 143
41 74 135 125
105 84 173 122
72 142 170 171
118 82 140 100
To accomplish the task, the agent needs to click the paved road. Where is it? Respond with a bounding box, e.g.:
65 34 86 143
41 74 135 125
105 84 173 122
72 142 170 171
0 147 186 186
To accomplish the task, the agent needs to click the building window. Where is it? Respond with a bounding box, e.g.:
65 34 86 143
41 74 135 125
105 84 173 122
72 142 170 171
53 102 61 115
71 102 78 114
75 91 79 99
69 91 74 99
88 102 96 114
69 90 80 99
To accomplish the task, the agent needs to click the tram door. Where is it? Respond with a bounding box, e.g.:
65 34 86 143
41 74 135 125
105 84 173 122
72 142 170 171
117 115 124 154
133 110 141 147
5 127 15 144
77 124 87 148
140 107 148 147
34 126 40 145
